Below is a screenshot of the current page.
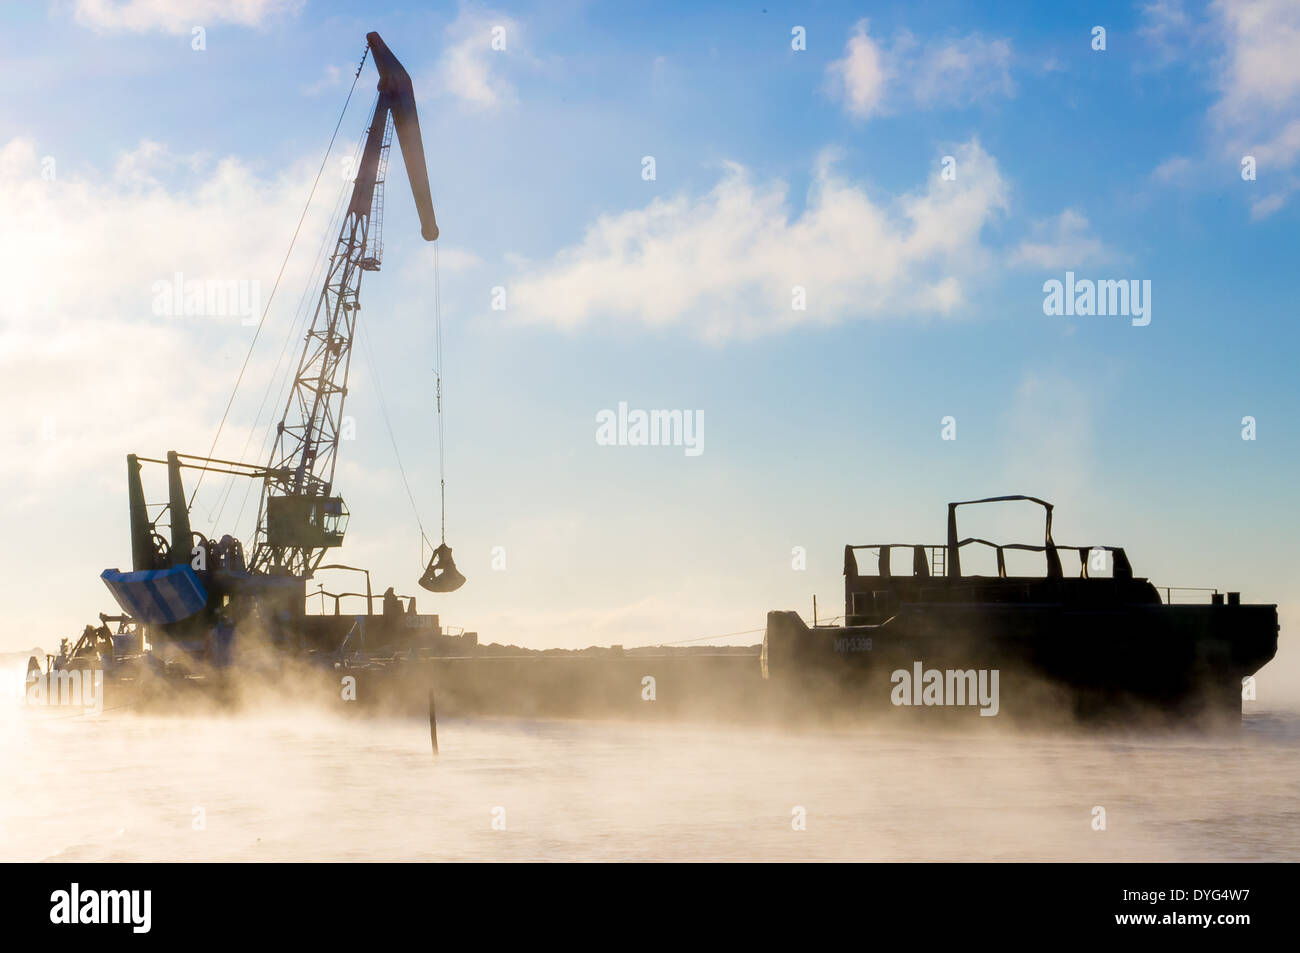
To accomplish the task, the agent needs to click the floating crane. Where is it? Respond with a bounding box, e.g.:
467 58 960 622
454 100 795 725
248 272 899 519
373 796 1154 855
90 32 466 672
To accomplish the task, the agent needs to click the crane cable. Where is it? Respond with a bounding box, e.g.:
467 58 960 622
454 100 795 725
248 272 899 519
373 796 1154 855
210 98 374 533
434 240 447 545
345 158 447 569
356 322 432 555
188 42 370 509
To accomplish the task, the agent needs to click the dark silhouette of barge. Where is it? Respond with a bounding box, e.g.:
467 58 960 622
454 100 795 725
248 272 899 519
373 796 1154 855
762 496 1279 724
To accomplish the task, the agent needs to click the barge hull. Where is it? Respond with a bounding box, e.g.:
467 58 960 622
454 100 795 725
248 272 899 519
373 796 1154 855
763 601 1278 725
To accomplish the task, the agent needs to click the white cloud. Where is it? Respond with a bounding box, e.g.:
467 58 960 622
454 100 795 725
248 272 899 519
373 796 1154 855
428 246 484 273
826 21 1014 119
1151 154 1196 183
1210 0 1300 116
508 140 1009 339
1001 373 1095 506
826 20 890 118
302 64 348 97
1147 0 1300 216
1138 0 1200 66
1248 189 1290 217
1010 209 1117 269
0 136 336 499
70 0 303 34
401 244 483 288
908 32 1015 106
1211 0 1300 216
438 7 519 111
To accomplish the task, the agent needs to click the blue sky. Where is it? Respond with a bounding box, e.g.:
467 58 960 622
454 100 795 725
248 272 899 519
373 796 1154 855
1 1 1298 692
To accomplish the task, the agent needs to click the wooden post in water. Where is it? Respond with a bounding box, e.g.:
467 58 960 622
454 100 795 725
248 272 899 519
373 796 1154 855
428 687 439 757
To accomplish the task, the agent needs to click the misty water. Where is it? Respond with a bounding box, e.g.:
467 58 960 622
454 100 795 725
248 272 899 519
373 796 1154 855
5 675 1298 862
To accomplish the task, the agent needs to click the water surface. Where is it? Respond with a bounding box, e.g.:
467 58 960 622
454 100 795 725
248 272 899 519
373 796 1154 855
4 695 1297 862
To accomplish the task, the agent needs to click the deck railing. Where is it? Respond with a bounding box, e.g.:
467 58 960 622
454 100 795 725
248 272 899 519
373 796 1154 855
1159 587 1220 605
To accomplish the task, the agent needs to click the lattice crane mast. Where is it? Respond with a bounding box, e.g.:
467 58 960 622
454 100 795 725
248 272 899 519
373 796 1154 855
251 32 439 576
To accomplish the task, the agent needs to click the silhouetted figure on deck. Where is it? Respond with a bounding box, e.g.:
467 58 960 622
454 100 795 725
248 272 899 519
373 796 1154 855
382 586 402 618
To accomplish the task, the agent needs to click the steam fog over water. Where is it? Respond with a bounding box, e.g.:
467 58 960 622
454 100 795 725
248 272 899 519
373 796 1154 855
5 678 1299 862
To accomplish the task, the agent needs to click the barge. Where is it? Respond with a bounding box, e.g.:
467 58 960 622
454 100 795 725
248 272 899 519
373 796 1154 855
762 496 1279 724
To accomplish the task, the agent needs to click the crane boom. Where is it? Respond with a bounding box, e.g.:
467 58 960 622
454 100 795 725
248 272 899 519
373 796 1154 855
250 32 437 575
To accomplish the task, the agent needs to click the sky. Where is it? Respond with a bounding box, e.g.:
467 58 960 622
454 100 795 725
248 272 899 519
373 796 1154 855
1 1 1298 695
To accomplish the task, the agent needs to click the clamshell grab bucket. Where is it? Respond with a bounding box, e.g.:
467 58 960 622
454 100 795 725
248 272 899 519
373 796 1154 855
419 543 466 593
